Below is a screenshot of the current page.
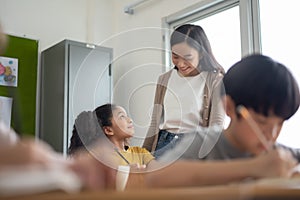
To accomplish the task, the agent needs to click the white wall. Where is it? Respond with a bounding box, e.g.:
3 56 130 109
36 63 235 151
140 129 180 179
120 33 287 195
0 0 115 50
0 0 203 145
109 0 203 145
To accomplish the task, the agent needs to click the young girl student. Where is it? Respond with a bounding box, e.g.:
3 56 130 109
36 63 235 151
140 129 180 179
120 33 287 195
68 103 155 168
143 24 225 158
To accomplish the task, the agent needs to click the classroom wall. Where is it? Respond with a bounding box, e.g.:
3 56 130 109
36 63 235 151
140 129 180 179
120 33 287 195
110 0 203 145
0 0 203 145
0 0 114 50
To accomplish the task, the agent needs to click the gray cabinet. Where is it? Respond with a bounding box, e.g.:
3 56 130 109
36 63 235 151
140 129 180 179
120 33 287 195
39 39 112 154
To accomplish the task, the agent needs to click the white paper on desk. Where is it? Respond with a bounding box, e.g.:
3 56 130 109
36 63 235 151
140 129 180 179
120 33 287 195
0 165 82 197
255 177 300 189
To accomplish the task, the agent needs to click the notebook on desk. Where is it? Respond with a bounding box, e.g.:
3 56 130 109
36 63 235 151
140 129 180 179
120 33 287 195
254 177 300 189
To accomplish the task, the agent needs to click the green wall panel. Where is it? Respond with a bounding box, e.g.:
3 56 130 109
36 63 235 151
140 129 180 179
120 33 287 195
0 35 38 136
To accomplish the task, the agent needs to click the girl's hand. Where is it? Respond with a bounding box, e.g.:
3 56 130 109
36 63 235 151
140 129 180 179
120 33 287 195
130 163 146 172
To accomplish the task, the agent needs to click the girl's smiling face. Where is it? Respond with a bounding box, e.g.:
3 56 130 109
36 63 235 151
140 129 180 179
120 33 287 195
110 106 135 138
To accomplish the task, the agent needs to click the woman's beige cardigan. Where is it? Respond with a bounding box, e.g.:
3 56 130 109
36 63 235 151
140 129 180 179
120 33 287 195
142 69 224 152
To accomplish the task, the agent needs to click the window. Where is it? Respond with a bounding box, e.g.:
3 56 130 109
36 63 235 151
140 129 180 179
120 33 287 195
260 0 300 148
192 6 241 72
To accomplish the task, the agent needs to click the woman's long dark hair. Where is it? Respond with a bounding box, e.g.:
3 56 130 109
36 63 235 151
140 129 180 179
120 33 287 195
171 24 224 74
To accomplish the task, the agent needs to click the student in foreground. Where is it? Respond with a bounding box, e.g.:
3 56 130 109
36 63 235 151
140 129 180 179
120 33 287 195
177 54 300 160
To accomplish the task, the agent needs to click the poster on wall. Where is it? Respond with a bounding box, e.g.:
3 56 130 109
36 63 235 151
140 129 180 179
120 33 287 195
0 56 18 87
0 96 13 127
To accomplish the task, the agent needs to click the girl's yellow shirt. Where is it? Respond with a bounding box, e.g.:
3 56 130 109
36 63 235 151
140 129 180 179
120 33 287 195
115 146 154 166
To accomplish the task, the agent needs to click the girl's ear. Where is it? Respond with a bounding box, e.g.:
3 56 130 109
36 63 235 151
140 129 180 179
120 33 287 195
103 126 114 136
223 95 237 119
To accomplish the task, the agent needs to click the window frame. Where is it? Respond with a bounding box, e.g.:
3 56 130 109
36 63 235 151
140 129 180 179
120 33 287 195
161 0 261 71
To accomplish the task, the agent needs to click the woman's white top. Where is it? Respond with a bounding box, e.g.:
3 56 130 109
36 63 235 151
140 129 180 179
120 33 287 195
159 69 208 133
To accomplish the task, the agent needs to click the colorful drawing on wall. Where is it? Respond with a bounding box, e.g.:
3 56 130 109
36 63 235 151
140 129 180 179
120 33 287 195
0 56 18 87
0 96 13 127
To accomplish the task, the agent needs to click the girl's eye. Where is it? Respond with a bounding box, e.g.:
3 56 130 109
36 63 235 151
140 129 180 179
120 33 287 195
119 115 126 119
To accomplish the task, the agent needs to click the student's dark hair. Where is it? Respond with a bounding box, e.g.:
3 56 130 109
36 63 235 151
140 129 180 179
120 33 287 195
68 103 117 155
94 103 117 127
170 24 224 74
223 54 300 120
68 126 84 155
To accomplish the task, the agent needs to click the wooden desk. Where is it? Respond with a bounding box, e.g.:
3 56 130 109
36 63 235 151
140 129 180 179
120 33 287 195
3 182 300 200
